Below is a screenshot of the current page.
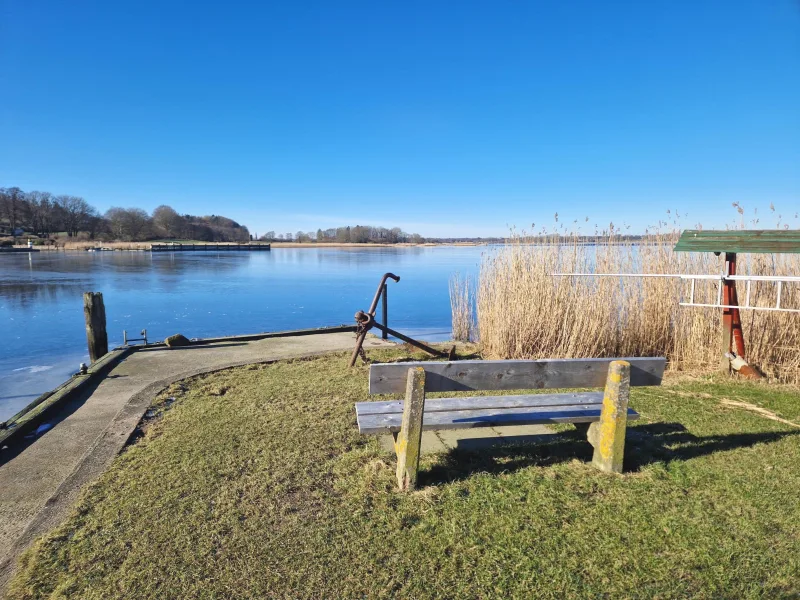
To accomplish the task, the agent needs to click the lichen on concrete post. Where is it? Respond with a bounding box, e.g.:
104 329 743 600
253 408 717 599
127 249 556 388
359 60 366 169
395 367 426 491
587 360 631 474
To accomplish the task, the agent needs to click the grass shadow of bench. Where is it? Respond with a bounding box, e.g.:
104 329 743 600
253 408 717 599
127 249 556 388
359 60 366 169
418 422 799 487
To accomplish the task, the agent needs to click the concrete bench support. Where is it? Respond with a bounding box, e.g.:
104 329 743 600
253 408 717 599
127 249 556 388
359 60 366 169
393 367 426 490
587 360 630 474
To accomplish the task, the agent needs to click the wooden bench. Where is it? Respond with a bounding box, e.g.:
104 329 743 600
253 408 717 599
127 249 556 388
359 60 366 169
355 357 665 490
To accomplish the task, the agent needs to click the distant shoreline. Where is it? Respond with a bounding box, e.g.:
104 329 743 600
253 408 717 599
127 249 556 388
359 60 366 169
269 241 484 248
8 238 664 252
11 240 487 251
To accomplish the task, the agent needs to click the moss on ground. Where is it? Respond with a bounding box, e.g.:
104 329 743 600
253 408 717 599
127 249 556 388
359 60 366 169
8 349 800 599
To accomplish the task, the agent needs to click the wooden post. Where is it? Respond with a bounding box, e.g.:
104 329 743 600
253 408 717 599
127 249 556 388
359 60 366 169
395 367 426 490
83 292 108 363
381 283 388 340
587 360 630 474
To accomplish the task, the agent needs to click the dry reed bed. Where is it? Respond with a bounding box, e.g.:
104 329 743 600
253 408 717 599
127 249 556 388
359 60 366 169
449 272 475 343
460 230 800 382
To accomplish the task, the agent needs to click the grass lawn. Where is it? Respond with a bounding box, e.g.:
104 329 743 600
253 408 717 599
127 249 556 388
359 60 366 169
8 348 800 599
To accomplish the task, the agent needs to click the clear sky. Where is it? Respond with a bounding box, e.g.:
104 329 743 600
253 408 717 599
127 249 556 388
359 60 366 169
1 1 798 237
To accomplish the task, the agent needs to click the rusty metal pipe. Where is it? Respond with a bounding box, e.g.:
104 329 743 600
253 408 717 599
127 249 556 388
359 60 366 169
348 330 370 367
367 273 400 316
351 272 457 366
381 284 388 340
349 274 400 367
371 323 449 358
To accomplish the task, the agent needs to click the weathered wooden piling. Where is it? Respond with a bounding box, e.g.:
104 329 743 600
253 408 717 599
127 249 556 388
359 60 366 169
83 292 108 363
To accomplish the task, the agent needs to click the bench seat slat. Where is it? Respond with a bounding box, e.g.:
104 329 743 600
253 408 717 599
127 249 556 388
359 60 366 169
355 392 605 416
357 405 640 435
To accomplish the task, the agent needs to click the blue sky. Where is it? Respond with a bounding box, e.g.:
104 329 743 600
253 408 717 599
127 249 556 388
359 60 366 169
1 1 798 237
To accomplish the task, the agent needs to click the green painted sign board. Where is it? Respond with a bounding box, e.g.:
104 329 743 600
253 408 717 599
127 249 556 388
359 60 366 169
674 230 800 254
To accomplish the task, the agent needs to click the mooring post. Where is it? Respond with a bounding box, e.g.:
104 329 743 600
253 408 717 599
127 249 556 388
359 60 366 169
83 292 108 363
381 283 388 340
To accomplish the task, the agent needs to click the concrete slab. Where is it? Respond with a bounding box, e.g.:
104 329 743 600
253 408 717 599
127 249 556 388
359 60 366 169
379 431 451 454
0 331 393 592
378 424 557 455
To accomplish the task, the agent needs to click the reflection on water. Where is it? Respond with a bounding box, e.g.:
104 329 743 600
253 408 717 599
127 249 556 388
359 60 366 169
0 247 483 420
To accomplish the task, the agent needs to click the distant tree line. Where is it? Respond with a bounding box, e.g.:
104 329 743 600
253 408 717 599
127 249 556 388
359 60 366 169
258 225 424 244
0 186 250 243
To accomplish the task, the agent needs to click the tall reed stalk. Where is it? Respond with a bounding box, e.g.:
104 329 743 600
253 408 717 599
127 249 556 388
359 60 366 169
449 273 475 342
472 226 800 381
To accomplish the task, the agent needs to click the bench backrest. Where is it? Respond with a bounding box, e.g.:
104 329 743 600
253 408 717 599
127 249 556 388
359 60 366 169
369 358 665 394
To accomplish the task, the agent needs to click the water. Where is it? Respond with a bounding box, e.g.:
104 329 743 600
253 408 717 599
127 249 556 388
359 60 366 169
0 247 485 421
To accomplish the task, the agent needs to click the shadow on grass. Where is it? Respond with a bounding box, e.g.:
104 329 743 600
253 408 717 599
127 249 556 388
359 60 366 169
419 423 800 486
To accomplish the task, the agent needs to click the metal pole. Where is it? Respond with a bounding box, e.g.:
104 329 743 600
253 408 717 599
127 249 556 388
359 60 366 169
371 323 451 359
349 273 400 367
368 273 399 315
381 283 388 340
720 254 733 372
729 254 746 359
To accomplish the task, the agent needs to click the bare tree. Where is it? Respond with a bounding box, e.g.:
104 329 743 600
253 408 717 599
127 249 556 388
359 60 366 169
0 187 25 239
55 195 92 237
85 209 106 240
125 208 151 240
152 205 184 238
105 207 152 241
27 191 55 236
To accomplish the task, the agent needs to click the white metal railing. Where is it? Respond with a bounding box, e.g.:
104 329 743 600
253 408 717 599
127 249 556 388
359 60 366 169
552 270 800 314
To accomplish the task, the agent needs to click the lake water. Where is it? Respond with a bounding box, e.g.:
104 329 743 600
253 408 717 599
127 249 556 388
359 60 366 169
0 247 486 421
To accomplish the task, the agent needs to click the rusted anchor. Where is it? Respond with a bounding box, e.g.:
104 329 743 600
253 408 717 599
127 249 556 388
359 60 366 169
349 273 456 367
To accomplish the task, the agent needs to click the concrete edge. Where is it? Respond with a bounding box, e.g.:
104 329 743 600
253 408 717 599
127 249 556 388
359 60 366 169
0 347 357 593
0 325 358 446
0 347 135 446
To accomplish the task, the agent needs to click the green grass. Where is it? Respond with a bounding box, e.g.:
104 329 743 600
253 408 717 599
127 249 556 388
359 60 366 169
8 349 800 599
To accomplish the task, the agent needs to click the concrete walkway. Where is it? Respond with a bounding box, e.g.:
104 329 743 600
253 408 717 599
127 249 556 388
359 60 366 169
0 331 393 589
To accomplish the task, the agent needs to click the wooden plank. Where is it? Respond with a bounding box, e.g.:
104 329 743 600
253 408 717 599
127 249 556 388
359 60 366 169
369 358 665 394
356 391 605 416
357 405 640 434
674 229 800 254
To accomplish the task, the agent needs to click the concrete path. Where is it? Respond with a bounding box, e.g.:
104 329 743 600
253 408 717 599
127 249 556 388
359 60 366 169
0 331 392 589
